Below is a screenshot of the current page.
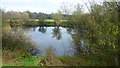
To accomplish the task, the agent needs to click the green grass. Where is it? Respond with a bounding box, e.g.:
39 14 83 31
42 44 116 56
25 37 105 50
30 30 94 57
44 19 55 22
44 19 67 23
30 19 39 21
4 64 17 66
3 55 107 66
6 19 69 27
30 19 67 23
7 19 67 22
59 56 98 66
19 56 44 66
29 19 55 22
3 56 45 66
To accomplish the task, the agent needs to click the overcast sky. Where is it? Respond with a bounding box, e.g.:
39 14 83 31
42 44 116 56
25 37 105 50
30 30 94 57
0 0 116 14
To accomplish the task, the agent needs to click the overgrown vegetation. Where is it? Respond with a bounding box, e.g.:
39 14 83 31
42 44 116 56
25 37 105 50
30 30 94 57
1 0 120 66
61 1 119 66
2 9 41 66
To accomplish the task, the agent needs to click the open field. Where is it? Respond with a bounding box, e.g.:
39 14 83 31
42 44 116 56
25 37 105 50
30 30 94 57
30 19 67 22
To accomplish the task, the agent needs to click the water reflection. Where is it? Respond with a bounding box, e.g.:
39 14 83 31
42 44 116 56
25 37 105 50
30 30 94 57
25 26 74 56
52 26 61 40
66 28 77 35
33 27 36 31
70 32 89 56
11 26 88 56
38 27 47 33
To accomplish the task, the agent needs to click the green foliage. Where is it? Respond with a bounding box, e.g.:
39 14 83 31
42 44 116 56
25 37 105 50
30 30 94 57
59 56 99 66
19 56 44 66
2 28 33 51
62 1 119 66
1 1 120 66
44 19 55 22
52 10 63 26
26 11 52 19
2 10 36 65
3 55 44 66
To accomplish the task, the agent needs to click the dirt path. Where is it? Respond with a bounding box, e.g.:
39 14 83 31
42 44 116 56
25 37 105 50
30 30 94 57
38 47 67 66
39 54 66 66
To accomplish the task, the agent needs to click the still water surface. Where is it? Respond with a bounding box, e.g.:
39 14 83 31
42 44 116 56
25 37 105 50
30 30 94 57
25 27 76 56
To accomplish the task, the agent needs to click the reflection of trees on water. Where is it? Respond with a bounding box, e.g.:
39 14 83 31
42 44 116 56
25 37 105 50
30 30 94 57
52 26 62 40
66 28 77 34
66 28 87 56
32 27 36 31
66 28 88 56
68 29 89 56
38 27 47 33
67 28 73 34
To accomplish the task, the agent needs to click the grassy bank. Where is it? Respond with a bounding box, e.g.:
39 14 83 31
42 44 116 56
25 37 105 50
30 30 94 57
2 23 114 66
2 24 38 66
26 19 69 27
3 56 44 66
7 19 70 27
2 30 100 66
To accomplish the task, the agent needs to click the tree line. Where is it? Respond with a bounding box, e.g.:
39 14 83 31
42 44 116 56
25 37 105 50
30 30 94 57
60 1 120 65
